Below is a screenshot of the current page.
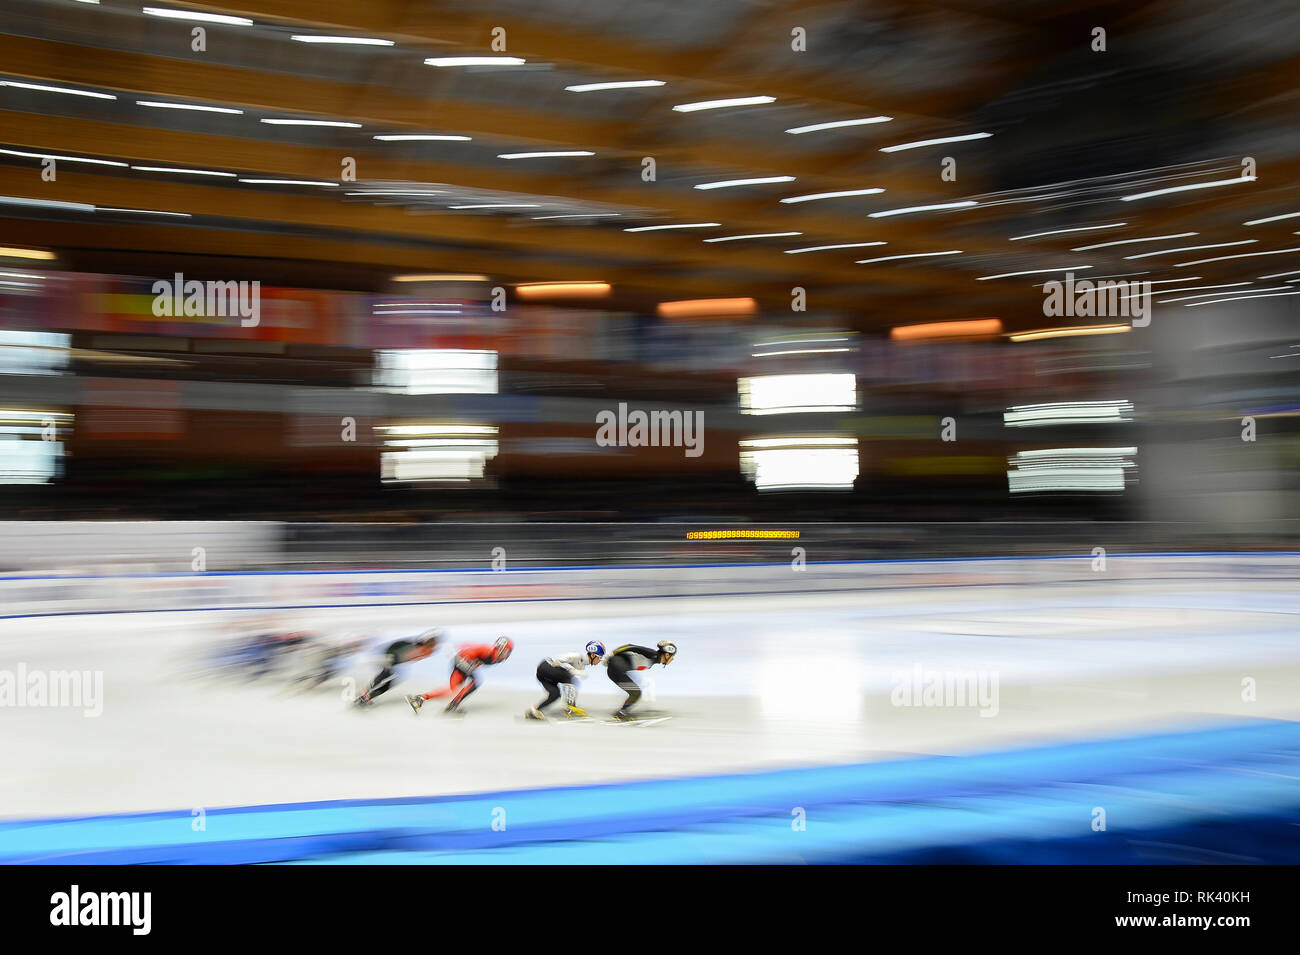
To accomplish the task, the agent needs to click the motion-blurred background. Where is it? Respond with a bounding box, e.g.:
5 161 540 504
0 0 1295 538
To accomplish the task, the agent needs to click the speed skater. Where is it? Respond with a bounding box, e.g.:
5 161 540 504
407 636 513 715
353 629 443 707
525 641 605 720
606 639 676 720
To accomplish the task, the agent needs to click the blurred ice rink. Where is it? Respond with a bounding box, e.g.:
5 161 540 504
2 577 1297 821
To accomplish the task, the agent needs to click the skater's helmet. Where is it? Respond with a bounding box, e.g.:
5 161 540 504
493 636 514 662
657 640 677 660
585 641 606 660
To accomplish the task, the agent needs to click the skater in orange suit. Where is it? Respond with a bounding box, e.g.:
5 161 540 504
408 636 513 714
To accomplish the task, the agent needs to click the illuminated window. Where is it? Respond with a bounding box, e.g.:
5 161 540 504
1004 400 1133 427
0 330 69 376
373 349 498 394
738 373 856 415
378 423 499 483
1007 447 1136 493
0 410 70 484
740 436 858 490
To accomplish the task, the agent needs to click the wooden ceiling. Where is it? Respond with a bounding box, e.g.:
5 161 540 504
2 0 1299 330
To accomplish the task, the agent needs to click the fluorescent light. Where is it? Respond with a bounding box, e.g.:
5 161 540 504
0 148 126 167
857 251 963 264
1157 285 1284 304
780 188 884 204
0 81 115 100
785 117 891 134
672 96 775 112
1121 176 1255 201
130 165 235 177
785 242 886 254
1145 283 1247 292
1032 271 1150 287
705 232 803 243
694 176 795 191
498 151 594 159
624 223 719 232
1009 223 1126 241
449 203 539 209
137 100 243 114
1123 240 1256 260
373 134 471 142
260 119 362 128
1183 289 1300 307
1029 275 1197 289
531 213 621 220
130 165 236 177
98 207 191 217
347 189 447 196
0 196 94 212
1258 269 1300 279
1149 281 1258 297
1175 247 1300 267
142 7 252 25
880 132 992 152
975 266 1092 280
290 35 394 46
1244 212 1300 226
238 178 340 187
565 80 664 92
425 56 525 67
1071 232 1198 251
868 200 977 218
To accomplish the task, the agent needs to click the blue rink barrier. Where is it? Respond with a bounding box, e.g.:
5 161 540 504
2 720 1297 864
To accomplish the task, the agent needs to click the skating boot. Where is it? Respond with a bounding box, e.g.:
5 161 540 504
524 707 546 721
611 708 636 722
406 694 424 715
565 704 588 719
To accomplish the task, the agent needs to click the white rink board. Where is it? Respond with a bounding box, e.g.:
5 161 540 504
2 552 1297 618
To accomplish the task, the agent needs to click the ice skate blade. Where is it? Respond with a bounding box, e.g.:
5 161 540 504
601 715 672 727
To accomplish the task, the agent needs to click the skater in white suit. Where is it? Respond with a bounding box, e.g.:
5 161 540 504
526 641 606 720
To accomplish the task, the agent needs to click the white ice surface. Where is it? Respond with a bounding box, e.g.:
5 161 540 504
1 579 1297 819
